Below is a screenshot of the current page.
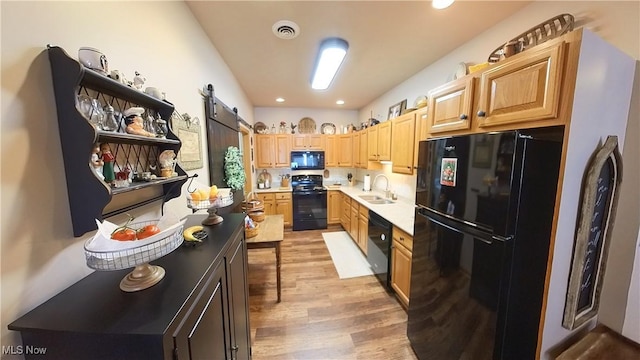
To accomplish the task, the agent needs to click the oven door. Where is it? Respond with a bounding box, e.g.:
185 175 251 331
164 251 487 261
292 191 327 231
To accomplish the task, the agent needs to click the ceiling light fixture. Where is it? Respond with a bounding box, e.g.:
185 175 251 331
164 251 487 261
432 0 454 9
311 38 349 90
276 97 285 103
336 100 345 105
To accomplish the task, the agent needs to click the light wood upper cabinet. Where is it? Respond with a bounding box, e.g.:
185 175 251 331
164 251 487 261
255 134 290 168
368 122 392 161
367 126 379 161
291 134 324 150
274 135 291 167
377 121 392 161
325 135 338 167
476 41 565 128
352 132 361 168
359 129 368 169
428 76 474 134
337 134 353 167
413 107 429 171
391 112 416 175
255 135 275 168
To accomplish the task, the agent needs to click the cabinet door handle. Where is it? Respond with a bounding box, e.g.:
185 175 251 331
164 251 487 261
459 114 468 120
400 236 404 241
477 110 486 117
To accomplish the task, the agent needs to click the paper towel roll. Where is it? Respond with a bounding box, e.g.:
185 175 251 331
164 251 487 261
363 174 371 191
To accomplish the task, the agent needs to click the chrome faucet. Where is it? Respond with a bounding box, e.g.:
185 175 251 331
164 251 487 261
373 174 391 198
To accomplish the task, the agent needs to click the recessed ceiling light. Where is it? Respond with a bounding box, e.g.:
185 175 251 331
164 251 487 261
432 0 454 9
276 97 285 103
336 100 345 105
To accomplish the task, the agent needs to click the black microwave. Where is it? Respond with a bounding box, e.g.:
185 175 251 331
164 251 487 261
291 151 325 170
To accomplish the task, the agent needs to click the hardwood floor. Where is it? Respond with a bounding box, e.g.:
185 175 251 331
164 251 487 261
247 225 418 360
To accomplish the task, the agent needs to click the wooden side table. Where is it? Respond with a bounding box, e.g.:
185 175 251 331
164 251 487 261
246 214 284 302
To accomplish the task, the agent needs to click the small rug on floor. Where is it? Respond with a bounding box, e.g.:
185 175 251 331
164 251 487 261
322 231 373 279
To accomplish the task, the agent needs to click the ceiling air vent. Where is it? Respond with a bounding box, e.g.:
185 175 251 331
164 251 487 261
272 20 300 40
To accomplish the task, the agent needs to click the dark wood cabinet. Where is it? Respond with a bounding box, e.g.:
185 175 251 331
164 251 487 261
46 46 188 237
8 214 251 360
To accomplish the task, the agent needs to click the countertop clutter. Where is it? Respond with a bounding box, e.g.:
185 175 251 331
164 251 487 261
252 182 415 235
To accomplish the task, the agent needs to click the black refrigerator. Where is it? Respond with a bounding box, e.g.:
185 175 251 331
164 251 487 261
408 126 564 360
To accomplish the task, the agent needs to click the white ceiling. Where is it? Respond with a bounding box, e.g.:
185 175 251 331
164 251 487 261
186 1 531 110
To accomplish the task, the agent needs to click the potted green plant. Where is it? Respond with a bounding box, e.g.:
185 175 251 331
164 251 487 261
224 146 246 191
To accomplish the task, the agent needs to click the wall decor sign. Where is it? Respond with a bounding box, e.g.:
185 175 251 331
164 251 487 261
562 136 622 330
171 112 203 170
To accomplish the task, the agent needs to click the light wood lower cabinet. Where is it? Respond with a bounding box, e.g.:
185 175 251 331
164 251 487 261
328 190 341 224
357 205 368 255
349 201 359 244
257 192 291 225
391 226 413 308
274 192 292 226
340 193 351 233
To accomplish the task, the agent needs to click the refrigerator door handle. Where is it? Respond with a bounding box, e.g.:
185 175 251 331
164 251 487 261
416 205 492 232
492 234 514 243
417 206 510 245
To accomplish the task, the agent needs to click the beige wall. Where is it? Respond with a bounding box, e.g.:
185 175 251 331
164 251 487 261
359 1 640 358
0 0 253 351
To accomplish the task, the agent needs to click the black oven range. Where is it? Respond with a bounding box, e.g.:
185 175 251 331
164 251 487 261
291 175 327 231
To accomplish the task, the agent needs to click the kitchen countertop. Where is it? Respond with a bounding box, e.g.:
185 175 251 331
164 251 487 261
252 185 416 235
328 185 416 236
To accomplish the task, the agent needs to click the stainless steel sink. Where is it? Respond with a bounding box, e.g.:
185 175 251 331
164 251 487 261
359 195 394 204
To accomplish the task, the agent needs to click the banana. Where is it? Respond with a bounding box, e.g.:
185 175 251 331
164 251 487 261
183 225 206 242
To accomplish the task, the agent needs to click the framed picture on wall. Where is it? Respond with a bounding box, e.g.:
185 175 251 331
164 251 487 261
171 112 203 170
388 99 407 120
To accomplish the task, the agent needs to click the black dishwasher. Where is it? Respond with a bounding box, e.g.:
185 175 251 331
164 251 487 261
367 210 392 290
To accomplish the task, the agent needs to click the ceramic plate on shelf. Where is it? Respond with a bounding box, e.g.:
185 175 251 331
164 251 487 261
453 62 468 80
254 122 267 134
298 117 316 134
321 123 336 135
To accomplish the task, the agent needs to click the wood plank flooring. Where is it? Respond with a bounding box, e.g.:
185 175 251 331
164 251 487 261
247 225 418 360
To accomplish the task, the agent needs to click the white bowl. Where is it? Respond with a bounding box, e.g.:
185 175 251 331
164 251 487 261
78 47 108 74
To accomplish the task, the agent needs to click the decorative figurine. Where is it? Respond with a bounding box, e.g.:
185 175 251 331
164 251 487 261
100 143 115 185
290 123 297 134
158 150 177 178
123 107 155 137
132 71 145 91
91 143 104 180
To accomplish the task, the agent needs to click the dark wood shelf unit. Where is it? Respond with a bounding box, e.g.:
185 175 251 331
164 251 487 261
8 214 252 360
46 45 187 237
96 130 181 146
